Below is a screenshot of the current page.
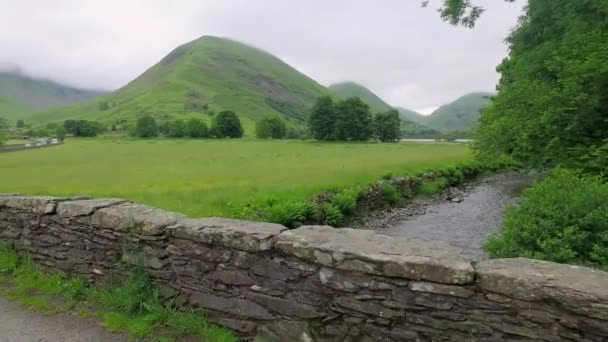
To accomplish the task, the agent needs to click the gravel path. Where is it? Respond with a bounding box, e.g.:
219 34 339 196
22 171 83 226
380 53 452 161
0 297 128 342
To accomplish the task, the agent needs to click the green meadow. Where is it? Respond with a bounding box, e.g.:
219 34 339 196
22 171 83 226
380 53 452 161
0 139 471 217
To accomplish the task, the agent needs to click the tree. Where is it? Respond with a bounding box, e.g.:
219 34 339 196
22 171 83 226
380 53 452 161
308 96 337 141
335 97 373 141
55 127 67 142
473 0 608 175
374 110 402 142
16 120 24 129
256 116 287 139
186 118 208 138
212 111 244 138
0 132 6 145
166 120 186 137
134 115 159 138
0 117 8 129
63 120 104 137
424 0 515 28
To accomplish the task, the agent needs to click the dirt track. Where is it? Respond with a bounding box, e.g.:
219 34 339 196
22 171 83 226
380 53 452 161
0 297 128 342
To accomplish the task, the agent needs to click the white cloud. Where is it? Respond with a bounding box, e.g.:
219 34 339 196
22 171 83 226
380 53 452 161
0 0 526 108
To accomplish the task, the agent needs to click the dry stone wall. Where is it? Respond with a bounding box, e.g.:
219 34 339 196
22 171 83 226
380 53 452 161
1 194 607 341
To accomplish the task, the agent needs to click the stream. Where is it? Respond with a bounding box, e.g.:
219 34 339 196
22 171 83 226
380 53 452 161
366 172 539 261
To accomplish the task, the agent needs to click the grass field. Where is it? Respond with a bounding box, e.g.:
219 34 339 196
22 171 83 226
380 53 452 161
0 138 472 217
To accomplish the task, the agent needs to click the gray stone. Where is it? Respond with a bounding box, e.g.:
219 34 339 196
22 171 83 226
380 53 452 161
0 196 69 214
256 321 313 342
247 292 325 318
207 270 254 285
318 267 362 292
91 203 183 235
409 281 474 298
276 226 474 284
335 296 401 318
56 198 128 218
250 258 300 281
189 291 274 319
476 258 608 320
169 217 287 252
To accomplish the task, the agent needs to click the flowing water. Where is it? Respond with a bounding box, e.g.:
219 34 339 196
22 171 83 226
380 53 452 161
379 172 539 261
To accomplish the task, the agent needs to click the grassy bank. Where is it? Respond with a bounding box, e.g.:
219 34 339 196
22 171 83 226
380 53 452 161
0 138 472 217
0 244 236 341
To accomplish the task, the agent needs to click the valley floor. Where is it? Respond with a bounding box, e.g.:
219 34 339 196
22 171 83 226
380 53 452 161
0 138 471 217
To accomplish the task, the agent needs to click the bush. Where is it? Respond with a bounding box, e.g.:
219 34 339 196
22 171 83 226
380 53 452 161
256 116 287 139
381 183 400 206
332 188 360 215
419 177 449 196
485 169 608 268
262 201 316 228
212 111 243 138
322 203 344 227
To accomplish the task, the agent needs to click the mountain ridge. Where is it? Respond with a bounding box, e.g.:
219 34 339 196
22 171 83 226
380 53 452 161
31 36 331 132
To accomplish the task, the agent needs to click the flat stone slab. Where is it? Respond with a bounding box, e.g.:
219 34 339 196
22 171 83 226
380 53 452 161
91 203 184 235
477 258 608 320
0 195 87 214
57 199 129 217
275 226 474 284
169 218 287 252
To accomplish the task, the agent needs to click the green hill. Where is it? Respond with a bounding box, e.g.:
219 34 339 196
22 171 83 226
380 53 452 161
33 36 331 132
0 71 105 124
396 107 427 125
329 81 393 113
425 92 493 132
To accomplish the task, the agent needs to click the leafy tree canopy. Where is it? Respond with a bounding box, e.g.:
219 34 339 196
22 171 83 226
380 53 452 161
134 115 159 138
474 0 608 176
256 116 287 139
425 0 515 28
374 110 402 142
212 111 244 138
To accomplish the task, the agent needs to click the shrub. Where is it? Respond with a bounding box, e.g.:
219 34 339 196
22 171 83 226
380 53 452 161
323 203 344 227
485 169 608 269
332 188 360 215
381 183 400 206
419 177 449 196
262 201 316 228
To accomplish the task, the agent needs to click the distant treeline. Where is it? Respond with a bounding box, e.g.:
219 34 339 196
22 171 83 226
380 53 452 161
308 96 401 142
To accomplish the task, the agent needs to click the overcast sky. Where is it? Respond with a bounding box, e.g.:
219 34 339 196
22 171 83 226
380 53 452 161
0 0 525 114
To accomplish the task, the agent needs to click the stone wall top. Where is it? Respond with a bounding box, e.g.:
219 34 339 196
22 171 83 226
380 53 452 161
169 218 287 252
477 258 608 320
276 225 475 284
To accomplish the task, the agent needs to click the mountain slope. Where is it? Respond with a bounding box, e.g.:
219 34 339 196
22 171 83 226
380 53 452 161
396 107 427 125
34 36 331 132
329 82 393 113
0 71 105 123
425 92 493 132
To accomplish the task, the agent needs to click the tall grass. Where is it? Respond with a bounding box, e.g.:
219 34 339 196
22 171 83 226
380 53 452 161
0 138 472 218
